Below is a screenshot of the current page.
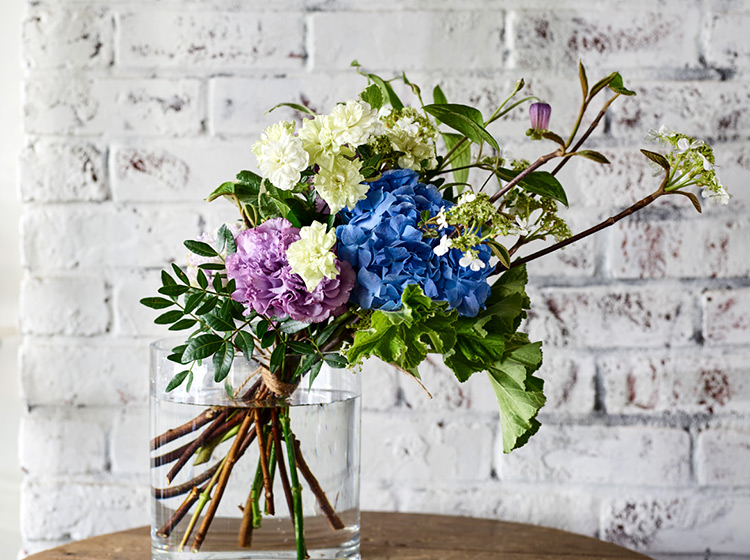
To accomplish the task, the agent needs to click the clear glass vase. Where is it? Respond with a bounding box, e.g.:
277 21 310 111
150 339 361 560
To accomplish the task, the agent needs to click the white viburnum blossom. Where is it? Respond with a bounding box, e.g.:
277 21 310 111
314 156 368 213
676 137 704 154
702 182 731 205
459 250 486 272
436 207 449 230
646 125 677 144
251 121 309 191
458 192 477 205
299 115 341 170
433 235 452 256
381 107 438 171
330 100 383 147
286 221 339 292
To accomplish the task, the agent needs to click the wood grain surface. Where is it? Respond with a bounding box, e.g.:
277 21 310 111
26 511 653 559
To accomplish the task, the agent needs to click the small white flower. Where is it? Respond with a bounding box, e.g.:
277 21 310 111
458 192 477 205
514 216 531 237
436 207 449 230
433 235 452 256
329 99 383 147
698 153 714 171
701 183 731 205
251 121 309 190
676 137 704 154
459 251 486 272
646 125 677 144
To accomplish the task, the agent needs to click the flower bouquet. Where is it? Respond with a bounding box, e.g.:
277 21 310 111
143 61 728 559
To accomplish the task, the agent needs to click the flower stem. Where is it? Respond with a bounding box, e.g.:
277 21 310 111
280 412 307 560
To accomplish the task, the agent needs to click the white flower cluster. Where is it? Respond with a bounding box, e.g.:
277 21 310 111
286 221 340 291
432 193 487 271
647 125 730 205
380 107 438 171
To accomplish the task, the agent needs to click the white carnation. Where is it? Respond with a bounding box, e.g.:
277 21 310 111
330 100 383 147
251 121 309 191
299 115 340 170
314 156 368 213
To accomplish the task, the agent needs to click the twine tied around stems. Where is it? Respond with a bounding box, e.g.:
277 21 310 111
261 367 299 397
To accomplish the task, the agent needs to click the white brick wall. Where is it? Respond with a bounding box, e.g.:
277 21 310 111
18 1 750 558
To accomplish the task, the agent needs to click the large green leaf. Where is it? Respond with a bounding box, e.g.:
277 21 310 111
423 104 500 151
487 335 545 453
183 334 223 362
213 342 234 382
347 284 457 376
495 167 569 207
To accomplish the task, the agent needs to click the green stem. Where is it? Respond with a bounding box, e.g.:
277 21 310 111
280 412 306 560
179 455 227 550
264 441 277 515
250 453 264 528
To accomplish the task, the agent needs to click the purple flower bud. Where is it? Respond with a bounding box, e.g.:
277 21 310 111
529 102 551 132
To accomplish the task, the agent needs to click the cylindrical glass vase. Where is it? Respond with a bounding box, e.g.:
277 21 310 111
150 339 361 560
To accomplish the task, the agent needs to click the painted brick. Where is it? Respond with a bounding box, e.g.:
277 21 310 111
697 428 750 486
362 411 494 483
601 493 750 554
118 11 305 69
209 74 363 135
19 409 108 475
23 5 113 69
111 269 172 338
111 139 254 202
359 358 400 412
601 350 750 416
19 276 110 336
110 407 149 475
706 12 750 70
609 81 750 143
21 478 149 541
311 11 505 71
609 218 750 279
524 286 694 348
508 9 700 71
21 204 201 272
497 425 691 486
703 288 750 345
20 139 109 203
19 338 149 407
24 77 204 136
398 484 599 537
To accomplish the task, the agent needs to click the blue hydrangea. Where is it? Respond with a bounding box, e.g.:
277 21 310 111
336 169 493 317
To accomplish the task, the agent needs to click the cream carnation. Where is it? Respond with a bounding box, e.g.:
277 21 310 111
314 157 368 213
251 121 309 190
299 115 340 170
286 221 339 292
330 100 383 147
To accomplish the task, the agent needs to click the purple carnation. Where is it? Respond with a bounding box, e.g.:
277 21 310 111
225 217 354 323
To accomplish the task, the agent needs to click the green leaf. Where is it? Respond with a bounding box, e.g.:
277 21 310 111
360 83 384 110
671 190 703 213
185 370 194 391
589 72 617 97
204 310 235 332
140 297 174 309
196 269 208 289
306 360 323 388
217 224 236 255
287 341 316 355
171 263 190 285
255 319 269 337
575 150 611 164
183 334 223 362
640 149 670 171
266 102 317 117
205 181 236 203
347 284 458 374
541 131 566 147
278 320 311 335
166 370 191 392
432 84 448 106
213 342 234 382
495 167 568 207
158 284 190 297
270 344 286 373
323 354 348 368
184 240 219 258
235 331 255 361
488 336 545 453
367 73 403 109
198 263 225 271
183 292 204 315
195 295 218 316
168 318 197 331
236 170 263 189
423 104 500 152
487 241 511 270
442 133 470 186
578 59 588 98
161 270 176 286
154 310 184 325
608 72 636 96
261 330 276 349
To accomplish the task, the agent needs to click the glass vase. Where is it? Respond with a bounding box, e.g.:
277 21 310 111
150 339 361 560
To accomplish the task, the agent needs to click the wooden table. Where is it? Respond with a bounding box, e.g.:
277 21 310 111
27 511 652 559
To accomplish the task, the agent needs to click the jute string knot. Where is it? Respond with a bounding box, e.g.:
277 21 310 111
260 366 299 397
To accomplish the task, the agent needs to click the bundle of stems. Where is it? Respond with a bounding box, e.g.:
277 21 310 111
150 377 344 559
